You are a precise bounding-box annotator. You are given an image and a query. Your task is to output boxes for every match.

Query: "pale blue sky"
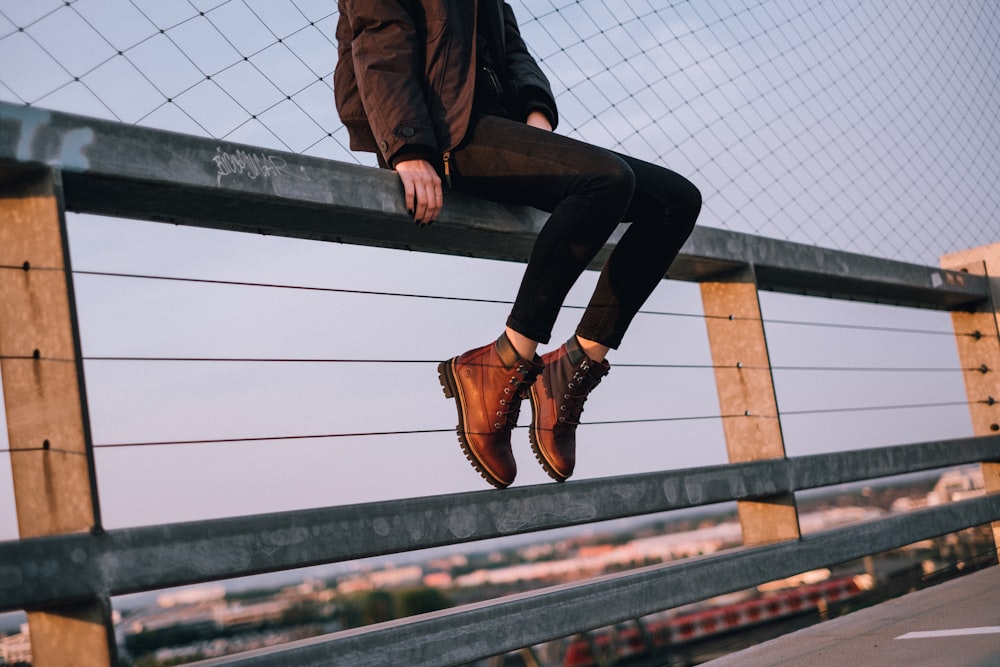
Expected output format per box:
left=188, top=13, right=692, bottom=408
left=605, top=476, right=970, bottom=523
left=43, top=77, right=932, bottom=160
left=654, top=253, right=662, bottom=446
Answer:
left=0, top=0, right=994, bottom=539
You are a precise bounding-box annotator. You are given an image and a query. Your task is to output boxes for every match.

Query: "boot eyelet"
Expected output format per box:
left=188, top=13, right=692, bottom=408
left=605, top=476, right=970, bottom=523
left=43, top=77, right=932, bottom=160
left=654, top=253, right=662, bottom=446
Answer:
left=499, top=399, right=506, bottom=405
left=568, top=382, right=574, bottom=389
left=494, top=422, right=502, bottom=429
left=560, top=405, right=567, bottom=411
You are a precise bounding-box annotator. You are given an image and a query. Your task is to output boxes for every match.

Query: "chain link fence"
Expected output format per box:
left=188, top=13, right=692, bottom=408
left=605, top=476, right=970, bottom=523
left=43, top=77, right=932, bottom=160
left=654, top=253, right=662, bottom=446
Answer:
left=1, top=0, right=997, bottom=264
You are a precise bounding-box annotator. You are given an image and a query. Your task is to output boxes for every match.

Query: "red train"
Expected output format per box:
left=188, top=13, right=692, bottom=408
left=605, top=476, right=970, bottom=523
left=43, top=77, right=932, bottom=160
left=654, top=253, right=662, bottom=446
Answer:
left=561, top=576, right=864, bottom=667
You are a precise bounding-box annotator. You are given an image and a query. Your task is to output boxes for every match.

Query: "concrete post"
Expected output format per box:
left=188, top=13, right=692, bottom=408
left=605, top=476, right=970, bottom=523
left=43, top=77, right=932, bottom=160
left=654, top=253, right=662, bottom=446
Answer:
left=700, top=267, right=801, bottom=546
left=940, top=243, right=1000, bottom=561
left=0, top=169, right=116, bottom=665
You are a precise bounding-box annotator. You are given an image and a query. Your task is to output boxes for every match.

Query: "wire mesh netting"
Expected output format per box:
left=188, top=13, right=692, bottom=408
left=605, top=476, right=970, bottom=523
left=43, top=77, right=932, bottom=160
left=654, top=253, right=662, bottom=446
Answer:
left=1, top=0, right=997, bottom=263
left=0, top=0, right=989, bottom=562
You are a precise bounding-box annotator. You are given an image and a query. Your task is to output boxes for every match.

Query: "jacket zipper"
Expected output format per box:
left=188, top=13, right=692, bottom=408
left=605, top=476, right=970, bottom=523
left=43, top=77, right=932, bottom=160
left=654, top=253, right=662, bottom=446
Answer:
left=442, top=151, right=453, bottom=188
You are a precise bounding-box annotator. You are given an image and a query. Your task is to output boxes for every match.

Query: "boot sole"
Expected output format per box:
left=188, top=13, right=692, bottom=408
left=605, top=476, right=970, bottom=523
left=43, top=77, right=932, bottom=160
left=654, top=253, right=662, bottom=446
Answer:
left=528, top=385, right=570, bottom=483
left=438, top=358, right=512, bottom=489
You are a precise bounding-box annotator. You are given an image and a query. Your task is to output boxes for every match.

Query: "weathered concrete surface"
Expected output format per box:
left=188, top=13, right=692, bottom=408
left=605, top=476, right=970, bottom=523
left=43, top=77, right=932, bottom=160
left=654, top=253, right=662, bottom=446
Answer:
left=706, top=565, right=1000, bottom=667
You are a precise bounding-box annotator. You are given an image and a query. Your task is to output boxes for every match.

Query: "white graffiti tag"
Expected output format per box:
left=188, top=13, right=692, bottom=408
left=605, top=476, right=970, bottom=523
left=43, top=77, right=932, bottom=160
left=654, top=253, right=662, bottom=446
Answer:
left=213, top=148, right=291, bottom=186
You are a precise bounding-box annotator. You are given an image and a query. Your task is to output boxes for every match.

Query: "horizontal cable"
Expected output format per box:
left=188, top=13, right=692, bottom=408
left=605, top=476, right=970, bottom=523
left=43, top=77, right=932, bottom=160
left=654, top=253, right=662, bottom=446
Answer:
left=630, top=362, right=973, bottom=373
left=87, top=398, right=985, bottom=450
left=89, top=413, right=753, bottom=450
left=780, top=400, right=974, bottom=417
left=751, top=316, right=972, bottom=338
left=7, top=395, right=983, bottom=452
left=83, top=356, right=439, bottom=364
left=79, top=356, right=979, bottom=375
left=81, top=356, right=724, bottom=370
left=593, top=398, right=982, bottom=423
left=0, top=446, right=84, bottom=455
left=91, top=428, right=455, bottom=449
left=585, top=413, right=759, bottom=427
left=72, top=270, right=516, bottom=306
left=681, top=311, right=962, bottom=337
left=0, top=262, right=62, bottom=272
left=0, top=354, right=75, bottom=363
left=72, top=269, right=982, bottom=339
left=768, top=364, right=973, bottom=373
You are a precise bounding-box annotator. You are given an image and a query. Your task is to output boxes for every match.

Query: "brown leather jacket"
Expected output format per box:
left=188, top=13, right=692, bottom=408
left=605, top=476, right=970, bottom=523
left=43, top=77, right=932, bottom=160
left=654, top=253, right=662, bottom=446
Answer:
left=334, top=0, right=558, bottom=167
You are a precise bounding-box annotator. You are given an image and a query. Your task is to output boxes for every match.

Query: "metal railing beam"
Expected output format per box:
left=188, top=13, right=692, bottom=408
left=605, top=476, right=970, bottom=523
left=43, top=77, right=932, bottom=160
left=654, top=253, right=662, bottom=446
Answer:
left=194, top=494, right=1000, bottom=667
left=0, top=102, right=986, bottom=310
left=2, top=435, right=997, bottom=613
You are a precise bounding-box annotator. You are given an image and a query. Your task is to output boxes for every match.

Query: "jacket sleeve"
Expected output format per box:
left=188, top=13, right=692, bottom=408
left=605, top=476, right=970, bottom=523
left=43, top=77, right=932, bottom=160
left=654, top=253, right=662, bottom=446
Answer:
left=340, top=0, right=440, bottom=165
left=501, top=3, right=559, bottom=129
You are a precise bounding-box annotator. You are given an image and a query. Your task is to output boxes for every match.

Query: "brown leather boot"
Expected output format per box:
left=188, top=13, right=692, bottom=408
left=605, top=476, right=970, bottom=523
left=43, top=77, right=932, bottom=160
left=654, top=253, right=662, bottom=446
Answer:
left=529, top=337, right=610, bottom=482
left=438, top=335, right=542, bottom=488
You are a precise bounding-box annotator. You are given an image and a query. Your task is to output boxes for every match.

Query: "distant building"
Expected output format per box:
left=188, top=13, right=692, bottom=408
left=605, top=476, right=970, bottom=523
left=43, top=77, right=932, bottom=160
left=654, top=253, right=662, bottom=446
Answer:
left=158, top=585, right=226, bottom=608
left=213, top=600, right=290, bottom=630
left=928, top=467, right=985, bottom=505
left=423, top=572, right=453, bottom=588
left=337, top=565, right=424, bottom=594
left=0, top=624, right=32, bottom=665
left=798, top=507, right=884, bottom=533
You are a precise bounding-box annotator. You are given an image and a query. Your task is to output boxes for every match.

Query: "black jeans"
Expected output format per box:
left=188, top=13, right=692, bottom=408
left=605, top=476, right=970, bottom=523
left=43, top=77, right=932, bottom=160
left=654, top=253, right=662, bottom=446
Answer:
left=449, top=114, right=701, bottom=349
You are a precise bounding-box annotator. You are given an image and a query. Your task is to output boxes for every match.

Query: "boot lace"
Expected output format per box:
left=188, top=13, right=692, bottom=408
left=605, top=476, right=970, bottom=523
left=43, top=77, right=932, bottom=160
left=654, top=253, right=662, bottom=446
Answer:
left=495, top=363, right=538, bottom=430
left=557, top=360, right=606, bottom=426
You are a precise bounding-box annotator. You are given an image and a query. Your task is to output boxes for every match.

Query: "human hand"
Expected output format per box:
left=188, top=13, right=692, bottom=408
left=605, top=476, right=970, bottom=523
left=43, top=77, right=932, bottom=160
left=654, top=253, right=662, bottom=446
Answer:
left=526, top=110, right=553, bottom=132
left=395, top=158, right=442, bottom=225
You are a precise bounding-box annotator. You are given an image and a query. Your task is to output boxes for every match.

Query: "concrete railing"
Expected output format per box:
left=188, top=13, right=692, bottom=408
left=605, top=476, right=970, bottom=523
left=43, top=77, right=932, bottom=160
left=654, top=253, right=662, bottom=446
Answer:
left=2, top=101, right=999, bottom=666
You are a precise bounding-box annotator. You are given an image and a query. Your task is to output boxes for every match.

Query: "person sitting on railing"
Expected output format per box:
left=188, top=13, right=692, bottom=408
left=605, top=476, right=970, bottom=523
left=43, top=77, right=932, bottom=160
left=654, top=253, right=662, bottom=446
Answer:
left=334, top=0, right=702, bottom=488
